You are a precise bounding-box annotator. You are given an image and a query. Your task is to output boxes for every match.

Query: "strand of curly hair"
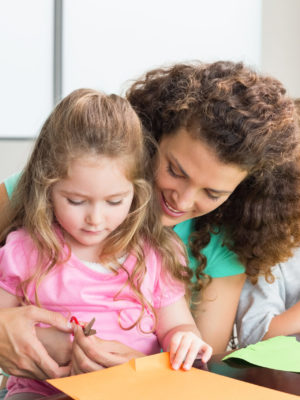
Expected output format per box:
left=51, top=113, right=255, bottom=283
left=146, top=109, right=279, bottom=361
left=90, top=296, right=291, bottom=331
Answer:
left=127, top=61, right=300, bottom=289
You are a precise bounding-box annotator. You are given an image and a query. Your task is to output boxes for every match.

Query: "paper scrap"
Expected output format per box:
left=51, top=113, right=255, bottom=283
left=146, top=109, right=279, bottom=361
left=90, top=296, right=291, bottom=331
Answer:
left=223, top=336, right=300, bottom=372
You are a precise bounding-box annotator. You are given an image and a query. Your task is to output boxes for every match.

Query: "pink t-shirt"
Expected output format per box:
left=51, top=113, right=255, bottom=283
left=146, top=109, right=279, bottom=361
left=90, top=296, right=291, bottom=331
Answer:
left=0, top=228, right=185, bottom=397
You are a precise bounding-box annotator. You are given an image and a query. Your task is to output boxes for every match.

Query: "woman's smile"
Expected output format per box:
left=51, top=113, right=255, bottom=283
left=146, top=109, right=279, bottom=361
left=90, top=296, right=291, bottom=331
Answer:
left=155, top=128, right=247, bottom=227
left=159, top=192, right=186, bottom=217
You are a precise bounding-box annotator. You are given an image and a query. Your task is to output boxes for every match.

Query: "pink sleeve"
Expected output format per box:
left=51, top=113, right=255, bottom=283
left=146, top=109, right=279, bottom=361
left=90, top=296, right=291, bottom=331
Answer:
left=151, top=249, right=186, bottom=309
left=0, top=229, right=37, bottom=296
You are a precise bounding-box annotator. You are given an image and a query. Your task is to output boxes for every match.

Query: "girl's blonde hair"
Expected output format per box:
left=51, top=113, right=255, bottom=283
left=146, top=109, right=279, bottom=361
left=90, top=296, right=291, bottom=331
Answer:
left=0, top=89, right=191, bottom=330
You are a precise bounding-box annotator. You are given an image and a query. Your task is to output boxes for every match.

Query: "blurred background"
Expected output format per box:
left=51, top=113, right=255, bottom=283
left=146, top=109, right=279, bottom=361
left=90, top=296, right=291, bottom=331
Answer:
left=0, top=0, right=299, bottom=182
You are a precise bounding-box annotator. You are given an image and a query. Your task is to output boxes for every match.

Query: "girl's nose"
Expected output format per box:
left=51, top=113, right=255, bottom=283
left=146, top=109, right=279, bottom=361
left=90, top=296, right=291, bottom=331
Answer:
left=86, top=205, right=103, bottom=226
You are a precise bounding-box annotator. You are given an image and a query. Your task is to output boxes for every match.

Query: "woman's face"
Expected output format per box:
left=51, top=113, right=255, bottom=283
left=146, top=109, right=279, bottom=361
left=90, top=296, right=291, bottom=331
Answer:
left=155, top=128, right=247, bottom=227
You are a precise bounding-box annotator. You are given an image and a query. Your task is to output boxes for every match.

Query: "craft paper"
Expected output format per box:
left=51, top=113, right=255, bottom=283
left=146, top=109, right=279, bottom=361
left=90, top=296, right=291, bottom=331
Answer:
left=48, top=352, right=299, bottom=400
left=223, top=336, right=300, bottom=372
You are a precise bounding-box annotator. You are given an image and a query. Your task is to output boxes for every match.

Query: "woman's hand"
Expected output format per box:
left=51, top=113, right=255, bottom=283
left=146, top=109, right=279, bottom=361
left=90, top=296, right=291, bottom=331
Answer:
left=169, top=331, right=212, bottom=370
left=0, top=306, right=72, bottom=379
left=71, top=325, right=145, bottom=375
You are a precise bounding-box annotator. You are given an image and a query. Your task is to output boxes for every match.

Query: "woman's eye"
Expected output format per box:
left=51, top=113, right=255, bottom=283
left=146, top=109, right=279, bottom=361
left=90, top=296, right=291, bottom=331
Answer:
left=167, top=163, right=182, bottom=178
left=205, top=191, right=220, bottom=201
left=67, top=198, right=84, bottom=205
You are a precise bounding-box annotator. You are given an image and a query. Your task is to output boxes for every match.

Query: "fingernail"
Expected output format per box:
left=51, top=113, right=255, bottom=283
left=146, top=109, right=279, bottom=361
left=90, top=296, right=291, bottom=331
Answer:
left=67, top=322, right=72, bottom=329
left=183, top=363, right=191, bottom=370
left=172, top=363, right=179, bottom=370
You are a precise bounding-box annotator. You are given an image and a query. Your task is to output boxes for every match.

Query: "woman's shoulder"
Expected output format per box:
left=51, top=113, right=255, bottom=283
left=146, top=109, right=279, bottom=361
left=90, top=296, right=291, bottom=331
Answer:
left=203, top=231, right=245, bottom=277
left=173, top=219, right=194, bottom=244
left=174, top=219, right=245, bottom=277
left=4, top=172, right=21, bottom=199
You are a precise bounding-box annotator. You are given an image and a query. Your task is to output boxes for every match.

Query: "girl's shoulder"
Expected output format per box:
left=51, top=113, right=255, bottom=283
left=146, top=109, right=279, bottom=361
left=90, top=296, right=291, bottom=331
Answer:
left=3, top=229, right=37, bottom=263
left=0, top=228, right=39, bottom=279
left=5, top=227, right=32, bottom=246
left=137, top=242, right=185, bottom=308
left=127, top=241, right=163, bottom=270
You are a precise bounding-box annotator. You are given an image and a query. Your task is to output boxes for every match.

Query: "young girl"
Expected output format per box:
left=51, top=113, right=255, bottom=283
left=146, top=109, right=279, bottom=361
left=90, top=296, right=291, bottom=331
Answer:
left=0, top=89, right=212, bottom=399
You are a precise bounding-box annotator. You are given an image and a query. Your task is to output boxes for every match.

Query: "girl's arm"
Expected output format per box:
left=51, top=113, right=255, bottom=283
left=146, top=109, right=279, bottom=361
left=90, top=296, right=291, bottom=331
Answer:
left=0, top=288, right=72, bottom=379
left=156, top=296, right=212, bottom=370
left=35, top=326, right=72, bottom=368
left=194, top=274, right=246, bottom=353
left=263, top=301, right=300, bottom=339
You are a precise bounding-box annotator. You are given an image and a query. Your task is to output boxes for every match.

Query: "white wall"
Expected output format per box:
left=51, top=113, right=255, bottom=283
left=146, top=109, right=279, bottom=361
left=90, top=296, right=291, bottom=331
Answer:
left=0, top=140, right=34, bottom=183
left=2, top=0, right=299, bottom=183
left=0, top=0, right=53, bottom=138
left=261, top=0, right=300, bottom=98
left=63, top=0, right=261, bottom=96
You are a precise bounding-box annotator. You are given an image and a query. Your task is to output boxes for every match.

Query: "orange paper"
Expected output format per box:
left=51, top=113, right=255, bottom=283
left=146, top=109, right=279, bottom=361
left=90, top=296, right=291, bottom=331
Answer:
left=48, top=352, right=299, bottom=400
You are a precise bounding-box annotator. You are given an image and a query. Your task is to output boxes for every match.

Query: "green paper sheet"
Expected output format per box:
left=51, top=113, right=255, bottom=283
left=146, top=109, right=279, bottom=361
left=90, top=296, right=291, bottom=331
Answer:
left=223, top=336, right=300, bottom=372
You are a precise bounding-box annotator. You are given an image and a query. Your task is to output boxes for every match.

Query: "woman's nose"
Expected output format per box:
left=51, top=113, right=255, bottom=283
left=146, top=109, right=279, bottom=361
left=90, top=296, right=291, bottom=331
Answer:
left=173, top=187, right=196, bottom=211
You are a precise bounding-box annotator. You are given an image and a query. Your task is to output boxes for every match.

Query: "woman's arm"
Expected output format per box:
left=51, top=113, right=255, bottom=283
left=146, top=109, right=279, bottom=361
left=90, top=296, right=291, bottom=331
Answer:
left=0, top=288, right=72, bottom=379
left=156, top=297, right=212, bottom=370
left=194, top=274, right=246, bottom=353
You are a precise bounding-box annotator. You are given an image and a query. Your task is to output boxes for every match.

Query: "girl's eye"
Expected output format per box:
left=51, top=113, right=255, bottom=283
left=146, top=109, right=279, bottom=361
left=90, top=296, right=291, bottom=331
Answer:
left=67, top=198, right=84, bottom=205
left=107, top=200, right=122, bottom=206
left=167, top=163, right=183, bottom=178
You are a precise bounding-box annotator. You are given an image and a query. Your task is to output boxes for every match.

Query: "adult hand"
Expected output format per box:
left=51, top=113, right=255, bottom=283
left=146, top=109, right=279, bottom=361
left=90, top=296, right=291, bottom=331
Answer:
left=71, top=325, right=145, bottom=375
left=0, top=306, right=73, bottom=379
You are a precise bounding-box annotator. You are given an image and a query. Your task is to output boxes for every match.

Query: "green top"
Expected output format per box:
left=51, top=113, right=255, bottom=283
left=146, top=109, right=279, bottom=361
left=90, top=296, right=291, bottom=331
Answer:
left=173, top=219, right=244, bottom=278
left=4, top=172, right=20, bottom=198
left=5, top=173, right=245, bottom=278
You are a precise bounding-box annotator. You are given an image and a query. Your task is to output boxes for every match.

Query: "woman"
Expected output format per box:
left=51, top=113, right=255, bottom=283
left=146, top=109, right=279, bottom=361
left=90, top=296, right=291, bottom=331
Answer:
left=0, top=60, right=299, bottom=377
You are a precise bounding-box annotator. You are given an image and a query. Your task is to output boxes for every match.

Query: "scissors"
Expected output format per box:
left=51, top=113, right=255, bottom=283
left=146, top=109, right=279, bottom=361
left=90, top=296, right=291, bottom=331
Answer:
left=70, top=316, right=97, bottom=336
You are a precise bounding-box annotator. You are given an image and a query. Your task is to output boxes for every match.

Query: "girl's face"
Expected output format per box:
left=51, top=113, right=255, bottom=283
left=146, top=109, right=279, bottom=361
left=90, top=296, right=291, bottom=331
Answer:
left=51, top=155, right=134, bottom=260
left=155, top=128, right=247, bottom=227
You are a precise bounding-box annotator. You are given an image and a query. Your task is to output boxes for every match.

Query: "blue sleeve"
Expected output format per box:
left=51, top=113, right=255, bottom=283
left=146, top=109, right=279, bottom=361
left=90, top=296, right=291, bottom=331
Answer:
left=174, top=219, right=245, bottom=279
left=202, top=231, right=245, bottom=278
left=4, top=172, right=21, bottom=199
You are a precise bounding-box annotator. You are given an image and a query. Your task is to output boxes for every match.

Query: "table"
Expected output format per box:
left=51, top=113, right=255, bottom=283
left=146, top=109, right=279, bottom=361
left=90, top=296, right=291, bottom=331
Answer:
left=42, top=352, right=300, bottom=399
left=207, top=352, right=300, bottom=396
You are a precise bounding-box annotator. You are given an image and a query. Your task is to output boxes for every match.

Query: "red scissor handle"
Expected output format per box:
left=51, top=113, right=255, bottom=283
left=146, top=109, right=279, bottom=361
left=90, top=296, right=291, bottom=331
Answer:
left=70, top=315, right=85, bottom=335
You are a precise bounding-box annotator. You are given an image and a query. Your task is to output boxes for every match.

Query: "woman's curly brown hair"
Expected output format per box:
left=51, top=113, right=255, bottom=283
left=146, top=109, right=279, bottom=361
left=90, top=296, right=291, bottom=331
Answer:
left=127, top=61, right=300, bottom=285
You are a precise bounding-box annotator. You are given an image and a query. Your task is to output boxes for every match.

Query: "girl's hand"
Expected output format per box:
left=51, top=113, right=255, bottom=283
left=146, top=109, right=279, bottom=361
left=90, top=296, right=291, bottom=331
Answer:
left=169, top=331, right=212, bottom=371
left=36, top=326, right=72, bottom=368
left=71, top=325, right=145, bottom=375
